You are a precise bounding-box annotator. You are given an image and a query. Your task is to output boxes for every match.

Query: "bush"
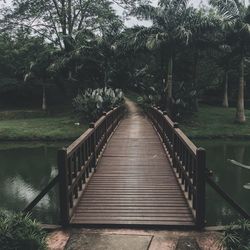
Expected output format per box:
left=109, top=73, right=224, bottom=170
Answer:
left=220, top=219, right=250, bottom=250
left=137, top=94, right=160, bottom=110
left=72, top=87, right=124, bottom=121
left=0, top=210, right=47, bottom=250
left=171, top=81, right=197, bottom=121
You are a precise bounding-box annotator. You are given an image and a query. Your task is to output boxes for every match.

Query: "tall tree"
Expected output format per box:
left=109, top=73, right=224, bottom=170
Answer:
left=188, top=8, right=216, bottom=110
left=132, top=0, right=212, bottom=107
left=0, top=0, right=123, bottom=51
left=210, top=0, right=250, bottom=123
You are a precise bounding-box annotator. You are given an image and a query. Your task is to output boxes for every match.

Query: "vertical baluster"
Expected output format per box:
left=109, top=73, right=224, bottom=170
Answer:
left=196, top=147, right=206, bottom=228
left=68, top=157, right=72, bottom=185
left=69, top=192, right=73, bottom=208
left=73, top=152, right=77, bottom=178
left=58, top=148, right=70, bottom=225
left=172, top=123, right=178, bottom=168
left=192, top=157, right=197, bottom=209
left=78, top=147, right=81, bottom=171
left=86, top=139, right=89, bottom=178
left=89, top=122, right=97, bottom=171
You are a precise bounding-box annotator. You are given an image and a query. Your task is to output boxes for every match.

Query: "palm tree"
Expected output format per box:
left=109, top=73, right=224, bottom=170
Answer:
left=188, top=8, right=217, bottom=110
left=217, top=44, right=233, bottom=108
left=132, top=0, right=212, bottom=106
left=210, top=0, right=250, bottom=123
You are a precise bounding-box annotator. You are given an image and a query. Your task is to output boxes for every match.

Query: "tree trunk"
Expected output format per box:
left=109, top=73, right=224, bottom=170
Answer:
left=235, top=56, right=246, bottom=123
left=222, top=70, right=229, bottom=108
left=104, top=70, right=107, bottom=88
left=42, top=83, right=47, bottom=111
left=193, top=51, right=199, bottom=111
left=166, top=55, right=173, bottom=99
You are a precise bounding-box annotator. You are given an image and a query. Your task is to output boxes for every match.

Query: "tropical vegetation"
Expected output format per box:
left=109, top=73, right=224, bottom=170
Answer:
left=73, top=87, right=124, bottom=121
left=220, top=219, right=250, bottom=250
left=0, top=210, right=47, bottom=250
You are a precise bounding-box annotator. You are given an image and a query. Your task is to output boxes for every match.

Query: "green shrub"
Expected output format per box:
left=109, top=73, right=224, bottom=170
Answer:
left=220, top=219, right=250, bottom=250
left=137, top=94, right=160, bottom=110
left=72, top=88, right=124, bottom=121
left=172, top=81, right=197, bottom=121
left=133, top=85, right=161, bottom=110
left=0, top=210, right=47, bottom=250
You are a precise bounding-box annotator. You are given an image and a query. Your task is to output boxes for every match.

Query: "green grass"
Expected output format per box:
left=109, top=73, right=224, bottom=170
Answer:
left=181, top=104, right=250, bottom=138
left=0, top=113, right=88, bottom=141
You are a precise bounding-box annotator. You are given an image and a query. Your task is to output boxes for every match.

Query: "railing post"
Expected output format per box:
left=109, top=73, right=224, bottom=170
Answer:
left=89, top=122, right=97, bottom=172
left=196, top=147, right=206, bottom=229
left=103, top=112, right=107, bottom=143
left=172, top=122, right=178, bottom=169
left=111, top=107, right=115, bottom=131
left=58, top=147, right=70, bottom=226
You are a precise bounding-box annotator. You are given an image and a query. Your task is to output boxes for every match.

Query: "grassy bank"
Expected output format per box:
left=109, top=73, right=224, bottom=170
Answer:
left=0, top=111, right=87, bottom=141
left=181, top=105, right=250, bottom=139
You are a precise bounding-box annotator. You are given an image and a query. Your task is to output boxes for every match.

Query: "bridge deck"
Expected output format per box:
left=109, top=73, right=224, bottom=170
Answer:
left=71, top=101, right=194, bottom=226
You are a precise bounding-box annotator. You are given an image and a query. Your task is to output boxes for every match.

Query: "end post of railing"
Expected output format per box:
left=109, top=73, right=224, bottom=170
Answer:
left=196, top=147, right=206, bottom=229
left=58, top=147, right=70, bottom=226
left=89, top=122, right=97, bottom=172
left=172, top=122, right=179, bottom=169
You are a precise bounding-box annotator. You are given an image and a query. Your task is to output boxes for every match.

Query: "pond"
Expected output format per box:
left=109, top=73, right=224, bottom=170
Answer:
left=195, top=139, right=250, bottom=226
left=0, top=142, right=66, bottom=224
left=0, top=140, right=249, bottom=226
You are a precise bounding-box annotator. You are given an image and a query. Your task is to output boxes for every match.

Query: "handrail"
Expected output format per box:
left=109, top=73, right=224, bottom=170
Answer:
left=58, top=106, right=125, bottom=225
left=147, top=106, right=206, bottom=228
left=23, top=175, right=59, bottom=214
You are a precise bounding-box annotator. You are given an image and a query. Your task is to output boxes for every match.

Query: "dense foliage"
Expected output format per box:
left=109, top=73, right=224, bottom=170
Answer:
left=0, top=210, right=47, bottom=250
left=1, top=0, right=250, bottom=122
left=73, top=88, right=124, bottom=121
left=220, top=219, right=250, bottom=250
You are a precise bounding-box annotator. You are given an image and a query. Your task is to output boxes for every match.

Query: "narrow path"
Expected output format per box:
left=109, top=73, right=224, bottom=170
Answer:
left=71, top=99, right=194, bottom=226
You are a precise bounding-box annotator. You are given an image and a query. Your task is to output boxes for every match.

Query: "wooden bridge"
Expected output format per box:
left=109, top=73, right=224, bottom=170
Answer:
left=57, top=100, right=206, bottom=229
left=23, top=99, right=250, bottom=228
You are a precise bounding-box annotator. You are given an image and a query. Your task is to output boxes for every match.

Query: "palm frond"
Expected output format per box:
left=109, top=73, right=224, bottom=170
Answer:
left=210, top=0, right=240, bottom=22
left=132, top=5, right=157, bottom=21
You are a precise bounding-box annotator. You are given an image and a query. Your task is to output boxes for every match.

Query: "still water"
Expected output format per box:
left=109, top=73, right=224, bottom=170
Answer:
left=195, top=140, right=250, bottom=226
left=0, top=140, right=249, bottom=225
left=0, top=142, right=65, bottom=224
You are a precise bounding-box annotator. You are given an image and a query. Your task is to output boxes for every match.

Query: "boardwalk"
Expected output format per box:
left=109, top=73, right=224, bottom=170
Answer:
left=71, top=100, right=194, bottom=226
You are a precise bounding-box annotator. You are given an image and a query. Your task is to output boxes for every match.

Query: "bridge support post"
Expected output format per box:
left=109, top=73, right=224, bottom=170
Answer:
left=58, top=148, right=70, bottom=226
left=196, top=147, right=206, bottom=229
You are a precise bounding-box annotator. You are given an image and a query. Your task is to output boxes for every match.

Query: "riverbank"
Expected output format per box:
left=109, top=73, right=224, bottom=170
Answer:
left=0, top=111, right=87, bottom=141
left=2, top=95, right=250, bottom=141
left=126, top=91, right=250, bottom=139
left=181, top=105, right=250, bottom=139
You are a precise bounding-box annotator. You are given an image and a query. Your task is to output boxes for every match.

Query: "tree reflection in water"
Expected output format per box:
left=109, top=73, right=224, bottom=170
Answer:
left=0, top=142, right=64, bottom=224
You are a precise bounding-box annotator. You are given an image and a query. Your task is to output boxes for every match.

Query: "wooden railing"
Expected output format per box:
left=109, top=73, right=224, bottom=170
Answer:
left=147, top=106, right=206, bottom=228
left=58, top=106, right=125, bottom=225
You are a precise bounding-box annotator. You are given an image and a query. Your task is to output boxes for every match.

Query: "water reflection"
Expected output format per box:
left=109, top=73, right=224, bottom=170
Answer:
left=0, top=142, right=65, bottom=224
left=195, top=140, right=250, bottom=226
